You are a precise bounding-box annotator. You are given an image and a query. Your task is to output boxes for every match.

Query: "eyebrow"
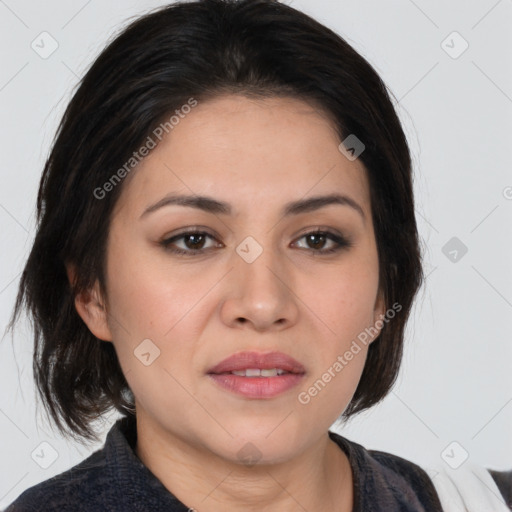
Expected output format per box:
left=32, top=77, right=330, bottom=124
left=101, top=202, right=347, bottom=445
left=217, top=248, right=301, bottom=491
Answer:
left=140, top=192, right=365, bottom=222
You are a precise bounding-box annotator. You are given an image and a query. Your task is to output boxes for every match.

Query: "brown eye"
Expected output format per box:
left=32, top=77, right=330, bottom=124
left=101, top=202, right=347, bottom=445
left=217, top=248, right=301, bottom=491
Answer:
left=160, top=230, right=221, bottom=255
left=293, top=230, right=352, bottom=254
left=305, top=233, right=328, bottom=250
left=181, top=233, right=207, bottom=250
left=160, top=228, right=352, bottom=257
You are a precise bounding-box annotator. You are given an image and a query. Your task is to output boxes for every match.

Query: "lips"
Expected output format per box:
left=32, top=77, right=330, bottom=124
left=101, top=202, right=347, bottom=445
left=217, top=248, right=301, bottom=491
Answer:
left=207, top=351, right=306, bottom=375
left=207, top=351, right=306, bottom=399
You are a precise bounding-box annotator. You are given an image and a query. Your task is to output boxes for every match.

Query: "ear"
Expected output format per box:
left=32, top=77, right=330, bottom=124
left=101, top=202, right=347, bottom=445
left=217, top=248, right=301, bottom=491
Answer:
left=66, top=263, right=113, bottom=342
left=373, top=287, right=386, bottom=319
left=369, top=288, right=386, bottom=344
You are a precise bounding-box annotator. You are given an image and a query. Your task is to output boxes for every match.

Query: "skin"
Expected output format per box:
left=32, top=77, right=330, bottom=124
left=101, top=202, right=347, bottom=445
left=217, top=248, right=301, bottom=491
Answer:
left=71, top=95, right=385, bottom=512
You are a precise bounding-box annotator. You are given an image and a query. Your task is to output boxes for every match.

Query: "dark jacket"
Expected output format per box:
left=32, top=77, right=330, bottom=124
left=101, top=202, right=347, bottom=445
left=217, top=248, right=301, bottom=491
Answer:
left=4, top=415, right=511, bottom=511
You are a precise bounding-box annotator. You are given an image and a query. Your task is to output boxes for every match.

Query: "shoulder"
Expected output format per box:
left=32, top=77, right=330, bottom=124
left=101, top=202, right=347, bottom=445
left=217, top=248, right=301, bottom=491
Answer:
left=5, top=415, right=189, bottom=512
left=329, top=431, right=443, bottom=511
left=4, top=447, right=108, bottom=512
left=367, top=447, right=444, bottom=510
left=368, top=446, right=438, bottom=490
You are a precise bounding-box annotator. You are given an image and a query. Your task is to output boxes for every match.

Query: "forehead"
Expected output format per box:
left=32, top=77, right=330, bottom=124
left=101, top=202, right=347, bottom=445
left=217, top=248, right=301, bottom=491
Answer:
left=115, top=95, right=371, bottom=219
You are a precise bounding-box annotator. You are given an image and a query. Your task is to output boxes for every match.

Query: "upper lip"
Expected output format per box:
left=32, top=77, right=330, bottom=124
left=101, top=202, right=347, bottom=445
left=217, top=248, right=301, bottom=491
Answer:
left=207, top=351, right=306, bottom=374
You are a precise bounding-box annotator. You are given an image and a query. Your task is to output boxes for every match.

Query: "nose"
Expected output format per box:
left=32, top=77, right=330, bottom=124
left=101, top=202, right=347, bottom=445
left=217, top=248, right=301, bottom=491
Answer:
left=219, top=244, right=300, bottom=332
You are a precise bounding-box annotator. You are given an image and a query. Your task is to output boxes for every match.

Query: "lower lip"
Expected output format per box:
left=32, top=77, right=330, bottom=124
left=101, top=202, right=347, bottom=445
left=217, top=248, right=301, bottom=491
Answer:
left=208, top=373, right=305, bottom=399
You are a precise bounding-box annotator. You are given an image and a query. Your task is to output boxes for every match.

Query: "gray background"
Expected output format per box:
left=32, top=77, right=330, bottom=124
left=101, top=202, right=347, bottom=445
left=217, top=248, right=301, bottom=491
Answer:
left=0, top=0, right=511, bottom=507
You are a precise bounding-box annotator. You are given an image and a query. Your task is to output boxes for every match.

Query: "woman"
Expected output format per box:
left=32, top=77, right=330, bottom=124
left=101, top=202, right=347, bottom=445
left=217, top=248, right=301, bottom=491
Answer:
left=4, top=0, right=511, bottom=510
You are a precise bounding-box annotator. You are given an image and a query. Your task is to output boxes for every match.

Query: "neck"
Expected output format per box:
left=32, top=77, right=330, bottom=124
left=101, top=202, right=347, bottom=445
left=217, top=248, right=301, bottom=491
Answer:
left=134, top=416, right=353, bottom=512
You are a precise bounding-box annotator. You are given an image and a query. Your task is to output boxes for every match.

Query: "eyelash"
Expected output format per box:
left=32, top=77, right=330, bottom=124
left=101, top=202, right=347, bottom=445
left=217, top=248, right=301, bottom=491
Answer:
left=159, top=228, right=353, bottom=256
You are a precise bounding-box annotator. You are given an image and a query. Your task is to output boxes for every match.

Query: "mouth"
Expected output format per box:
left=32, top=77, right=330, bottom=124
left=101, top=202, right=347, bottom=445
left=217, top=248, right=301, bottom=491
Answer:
left=217, top=368, right=295, bottom=377
left=207, top=350, right=306, bottom=376
left=207, top=351, right=306, bottom=399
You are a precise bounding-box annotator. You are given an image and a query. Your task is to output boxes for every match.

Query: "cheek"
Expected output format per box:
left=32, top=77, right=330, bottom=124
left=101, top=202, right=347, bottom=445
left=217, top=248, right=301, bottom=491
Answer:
left=104, top=242, right=207, bottom=339
left=302, top=264, right=379, bottom=342
left=103, top=244, right=215, bottom=392
left=296, top=339, right=369, bottom=428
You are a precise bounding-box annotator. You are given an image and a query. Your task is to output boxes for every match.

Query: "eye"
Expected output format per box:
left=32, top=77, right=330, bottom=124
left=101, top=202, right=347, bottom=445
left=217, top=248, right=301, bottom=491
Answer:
left=159, top=227, right=352, bottom=256
left=160, top=229, right=221, bottom=255
left=292, top=229, right=352, bottom=254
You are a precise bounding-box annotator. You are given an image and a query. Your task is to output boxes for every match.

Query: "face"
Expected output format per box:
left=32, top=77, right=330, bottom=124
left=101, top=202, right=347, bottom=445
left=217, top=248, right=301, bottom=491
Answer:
left=79, top=95, right=385, bottom=465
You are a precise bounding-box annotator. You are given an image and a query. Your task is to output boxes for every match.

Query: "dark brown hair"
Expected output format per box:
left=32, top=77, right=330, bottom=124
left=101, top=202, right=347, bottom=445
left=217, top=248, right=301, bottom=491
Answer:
left=7, top=0, right=423, bottom=443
